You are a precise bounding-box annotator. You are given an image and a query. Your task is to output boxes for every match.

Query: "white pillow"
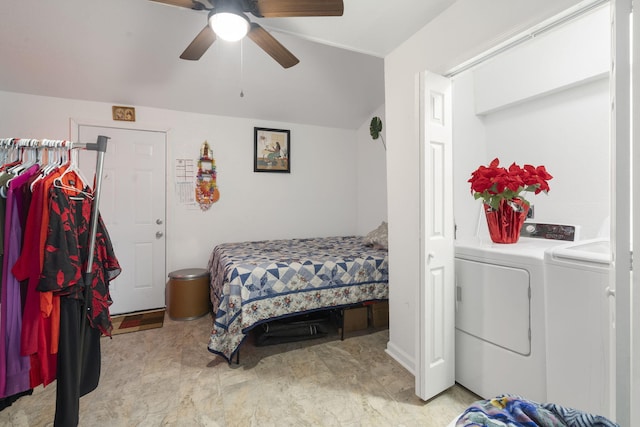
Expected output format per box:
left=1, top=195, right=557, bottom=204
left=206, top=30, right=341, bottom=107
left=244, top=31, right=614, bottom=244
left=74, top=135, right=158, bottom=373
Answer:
left=364, top=221, right=388, bottom=249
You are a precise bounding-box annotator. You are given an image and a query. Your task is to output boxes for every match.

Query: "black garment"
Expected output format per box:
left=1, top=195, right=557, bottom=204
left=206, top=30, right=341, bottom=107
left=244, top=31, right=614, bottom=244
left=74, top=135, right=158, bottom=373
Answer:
left=0, top=389, right=33, bottom=412
left=54, top=297, right=101, bottom=427
left=38, top=185, right=120, bottom=426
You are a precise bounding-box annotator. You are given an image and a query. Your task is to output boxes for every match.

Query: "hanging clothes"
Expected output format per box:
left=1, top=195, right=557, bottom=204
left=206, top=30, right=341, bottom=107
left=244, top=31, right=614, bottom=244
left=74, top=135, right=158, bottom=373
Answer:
left=0, top=137, right=117, bottom=425
left=0, top=164, right=39, bottom=398
left=38, top=183, right=121, bottom=333
left=0, top=142, right=28, bottom=410
left=52, top=297, right=101, bottom=427
left=0, top=171, right=14, bottom=276
left=38, top=176, right=120, bottom=427
left=0, top=142, right=56, bottom=399
left=13, top=167, right=63, bottom=389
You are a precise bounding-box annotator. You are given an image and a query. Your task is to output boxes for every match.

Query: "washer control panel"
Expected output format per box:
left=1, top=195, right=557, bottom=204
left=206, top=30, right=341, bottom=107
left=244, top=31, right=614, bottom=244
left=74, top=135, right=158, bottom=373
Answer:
left=521, top=223, right=578, bottom=241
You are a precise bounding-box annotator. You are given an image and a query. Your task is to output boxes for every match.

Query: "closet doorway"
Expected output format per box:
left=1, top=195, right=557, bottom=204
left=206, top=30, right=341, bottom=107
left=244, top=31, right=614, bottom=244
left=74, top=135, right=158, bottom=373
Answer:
left=73, top=123, right=167, bottom=315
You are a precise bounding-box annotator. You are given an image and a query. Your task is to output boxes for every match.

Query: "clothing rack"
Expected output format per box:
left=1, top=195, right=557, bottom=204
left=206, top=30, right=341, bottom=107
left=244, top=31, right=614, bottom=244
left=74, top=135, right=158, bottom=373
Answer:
left=0, top=137, right=109, bottom=259
left=1, top=136, right=110, bottom=293
left=74, top=136, right=109, bottom=396
left=0, top=135, right=110, bottom=426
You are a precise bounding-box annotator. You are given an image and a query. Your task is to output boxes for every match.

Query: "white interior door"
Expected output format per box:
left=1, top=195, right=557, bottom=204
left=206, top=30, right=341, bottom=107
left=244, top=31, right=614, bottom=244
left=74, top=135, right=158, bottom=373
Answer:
left=74, top=124, right=167, bottom=315
left=416, top=71, right=455, bottom=400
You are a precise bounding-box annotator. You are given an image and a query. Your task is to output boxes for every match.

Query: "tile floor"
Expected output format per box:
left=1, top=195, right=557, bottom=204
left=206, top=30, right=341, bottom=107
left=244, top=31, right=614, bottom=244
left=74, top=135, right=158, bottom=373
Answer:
left=0, top=313, right=479, bottom=426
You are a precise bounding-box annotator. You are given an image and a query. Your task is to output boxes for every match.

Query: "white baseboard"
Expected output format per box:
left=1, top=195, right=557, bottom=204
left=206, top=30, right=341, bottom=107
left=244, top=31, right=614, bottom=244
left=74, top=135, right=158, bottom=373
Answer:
left=385, top=340, right=416, bottom=375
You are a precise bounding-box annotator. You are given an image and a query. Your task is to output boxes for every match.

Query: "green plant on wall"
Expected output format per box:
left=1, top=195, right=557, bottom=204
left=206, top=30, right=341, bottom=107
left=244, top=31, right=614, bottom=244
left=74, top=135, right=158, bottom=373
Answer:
left=369, top=116, right=386, bottom=150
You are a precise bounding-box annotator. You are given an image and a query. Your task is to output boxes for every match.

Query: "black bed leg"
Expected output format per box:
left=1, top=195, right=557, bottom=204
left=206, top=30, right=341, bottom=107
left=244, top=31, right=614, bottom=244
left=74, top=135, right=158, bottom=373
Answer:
left=235, top=350, right=240, bottom=365
left=340, top=309, right=345, bottom=341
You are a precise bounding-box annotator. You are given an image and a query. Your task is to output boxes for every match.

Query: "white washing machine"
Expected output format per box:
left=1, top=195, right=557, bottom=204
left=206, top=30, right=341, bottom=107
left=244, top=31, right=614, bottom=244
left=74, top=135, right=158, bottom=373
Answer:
left=454, top=223, right=578, bottom=402
left=544, top=238, right=613, bottom=418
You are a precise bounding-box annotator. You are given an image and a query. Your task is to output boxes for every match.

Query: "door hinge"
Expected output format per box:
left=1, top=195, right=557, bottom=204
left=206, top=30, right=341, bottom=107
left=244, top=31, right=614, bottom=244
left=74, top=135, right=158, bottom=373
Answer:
left=528, top=287, right=531, bottom=300
left=631, top=250, right=633, bottom=271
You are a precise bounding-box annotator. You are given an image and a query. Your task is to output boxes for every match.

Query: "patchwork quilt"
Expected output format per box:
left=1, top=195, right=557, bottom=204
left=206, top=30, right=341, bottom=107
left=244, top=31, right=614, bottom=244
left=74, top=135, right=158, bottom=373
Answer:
left=206, top=236, right=389, bottom=361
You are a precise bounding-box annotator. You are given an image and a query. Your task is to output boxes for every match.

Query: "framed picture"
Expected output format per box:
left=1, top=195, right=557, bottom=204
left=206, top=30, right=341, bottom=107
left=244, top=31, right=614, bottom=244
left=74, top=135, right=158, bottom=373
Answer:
left=112, top=105, right=136, bottom=122
left=254, top=127, right=290, bottom=173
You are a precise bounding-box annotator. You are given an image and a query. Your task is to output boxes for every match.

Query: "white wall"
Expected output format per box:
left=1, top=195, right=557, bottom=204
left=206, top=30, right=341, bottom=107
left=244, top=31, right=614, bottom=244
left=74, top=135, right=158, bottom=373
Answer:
left=453, top=4, right=610, bottom=241
left=384, top=0, right=584, bottom=372
left=0, top=90, right=386, bottom=275
left=356, top=105, right=388, bottom=236
left=483, top=78, right=609, bottom=238
left=452, top=72, right=487, bottom=240
left=473, top=6, right=610, bottom=116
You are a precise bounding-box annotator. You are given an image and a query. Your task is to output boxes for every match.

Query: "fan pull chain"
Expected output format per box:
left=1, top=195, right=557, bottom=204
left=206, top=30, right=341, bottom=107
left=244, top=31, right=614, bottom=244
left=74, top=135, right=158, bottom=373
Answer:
left=239, top=39, right=245, bottom=98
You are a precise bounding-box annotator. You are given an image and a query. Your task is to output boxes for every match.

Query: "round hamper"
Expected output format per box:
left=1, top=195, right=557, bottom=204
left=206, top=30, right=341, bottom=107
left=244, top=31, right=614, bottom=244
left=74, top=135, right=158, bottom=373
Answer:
left=166, top=268, right=210, bottom=320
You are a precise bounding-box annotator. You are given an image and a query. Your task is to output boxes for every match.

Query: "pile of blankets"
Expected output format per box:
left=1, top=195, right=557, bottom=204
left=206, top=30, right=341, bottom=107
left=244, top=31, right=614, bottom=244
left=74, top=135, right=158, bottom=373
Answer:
left=456, top=395, right=619, bottom=427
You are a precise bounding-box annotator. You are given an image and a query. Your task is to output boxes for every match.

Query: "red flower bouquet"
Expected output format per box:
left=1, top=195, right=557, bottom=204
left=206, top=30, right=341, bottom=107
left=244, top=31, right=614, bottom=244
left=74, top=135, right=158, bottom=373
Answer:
left=469, top=158, right=553, bottom=243
left=468, top=158, right=553, bottom=210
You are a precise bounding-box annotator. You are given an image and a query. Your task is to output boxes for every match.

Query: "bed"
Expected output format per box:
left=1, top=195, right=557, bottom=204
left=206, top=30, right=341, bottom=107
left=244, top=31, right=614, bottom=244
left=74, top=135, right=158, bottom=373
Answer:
left=206, top=233, right=389, bottom=362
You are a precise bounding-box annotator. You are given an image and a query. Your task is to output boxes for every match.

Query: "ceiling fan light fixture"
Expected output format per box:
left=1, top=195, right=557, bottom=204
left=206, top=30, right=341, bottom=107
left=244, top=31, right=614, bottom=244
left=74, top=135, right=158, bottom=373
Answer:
left=209, top=11, right=250, bottom=42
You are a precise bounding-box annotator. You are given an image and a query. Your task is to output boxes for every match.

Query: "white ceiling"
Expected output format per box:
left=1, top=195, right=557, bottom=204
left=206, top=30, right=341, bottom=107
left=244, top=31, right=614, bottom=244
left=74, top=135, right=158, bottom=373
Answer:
left=253, top=0, right=457, bottom=57
left=0, top=0, right=457, bottom=129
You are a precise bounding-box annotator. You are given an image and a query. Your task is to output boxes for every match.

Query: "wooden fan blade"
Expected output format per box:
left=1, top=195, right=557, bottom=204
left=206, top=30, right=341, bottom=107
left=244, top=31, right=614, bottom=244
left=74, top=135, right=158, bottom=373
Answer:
left=149, top=0, right=200, bottom=10
left=254, top=0, right=343, bottom=17
left=180, top=25, right=216, bottom=60
left=247, top=23, right=299, bottom=68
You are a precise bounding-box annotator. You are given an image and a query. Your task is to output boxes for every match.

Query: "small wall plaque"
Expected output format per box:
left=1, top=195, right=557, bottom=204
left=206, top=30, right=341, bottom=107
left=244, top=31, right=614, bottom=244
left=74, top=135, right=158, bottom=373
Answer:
left=112, top=106, right=136, bottom=122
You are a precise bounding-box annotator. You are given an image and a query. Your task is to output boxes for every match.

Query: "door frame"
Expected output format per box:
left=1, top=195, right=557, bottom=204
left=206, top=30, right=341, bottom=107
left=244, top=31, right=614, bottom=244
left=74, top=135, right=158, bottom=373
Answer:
left=632, top=3, right=640, bottom=425
left=612, top=0, right=634, bottom=425
left=69, top=117, right=170, bottom=294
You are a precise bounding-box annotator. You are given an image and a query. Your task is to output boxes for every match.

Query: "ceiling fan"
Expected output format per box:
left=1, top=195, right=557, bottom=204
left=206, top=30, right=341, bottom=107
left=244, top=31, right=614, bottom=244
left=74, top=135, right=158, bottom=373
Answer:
left=151, top=0, right=344, bottom=68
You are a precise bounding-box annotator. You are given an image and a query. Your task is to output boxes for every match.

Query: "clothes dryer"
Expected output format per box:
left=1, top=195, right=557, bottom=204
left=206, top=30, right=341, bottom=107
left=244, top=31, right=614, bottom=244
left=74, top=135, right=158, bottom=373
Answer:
left=454, top=224, right=577, bottom=402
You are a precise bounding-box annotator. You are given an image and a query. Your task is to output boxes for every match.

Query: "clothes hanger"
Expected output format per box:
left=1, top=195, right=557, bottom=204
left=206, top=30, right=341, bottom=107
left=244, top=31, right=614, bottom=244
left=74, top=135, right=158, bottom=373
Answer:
left=0, top=138, right=11, bottom=166
left=31, top=140, right=62, bottom=191
left=53, top=143, right=93, bottom=199
left=0, top=139, right=21, bottom=172
left=8, top=140, right=38, bottom=175
left=0, top=140, right=33, bottom=197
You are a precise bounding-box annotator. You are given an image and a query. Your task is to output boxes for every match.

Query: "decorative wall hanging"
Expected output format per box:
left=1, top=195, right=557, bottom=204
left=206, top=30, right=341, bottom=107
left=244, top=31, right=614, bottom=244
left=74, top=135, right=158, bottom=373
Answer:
left=112, top=105, right=136, bottom=122
left=369, top=116, right=386, bottom=150
left=195, top=141, right=220, bottom=211
left=254, top=127, right=290, bottom=173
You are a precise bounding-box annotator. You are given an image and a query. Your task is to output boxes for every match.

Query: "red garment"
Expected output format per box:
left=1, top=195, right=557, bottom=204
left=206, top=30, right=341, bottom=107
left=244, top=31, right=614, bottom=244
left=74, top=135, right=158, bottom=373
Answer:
left=12, top=174, right=57, bottom=387
left=13, top=167, right=70, bottom=388
left=39, top=173, right=62, bottom=354
left=38, top=183, right=121, bottom=336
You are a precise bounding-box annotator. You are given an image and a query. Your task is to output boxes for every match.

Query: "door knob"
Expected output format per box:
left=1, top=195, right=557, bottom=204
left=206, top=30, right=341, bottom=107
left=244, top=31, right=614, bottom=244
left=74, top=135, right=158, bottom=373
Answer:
left=156, top=231, right=164, bottom=239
